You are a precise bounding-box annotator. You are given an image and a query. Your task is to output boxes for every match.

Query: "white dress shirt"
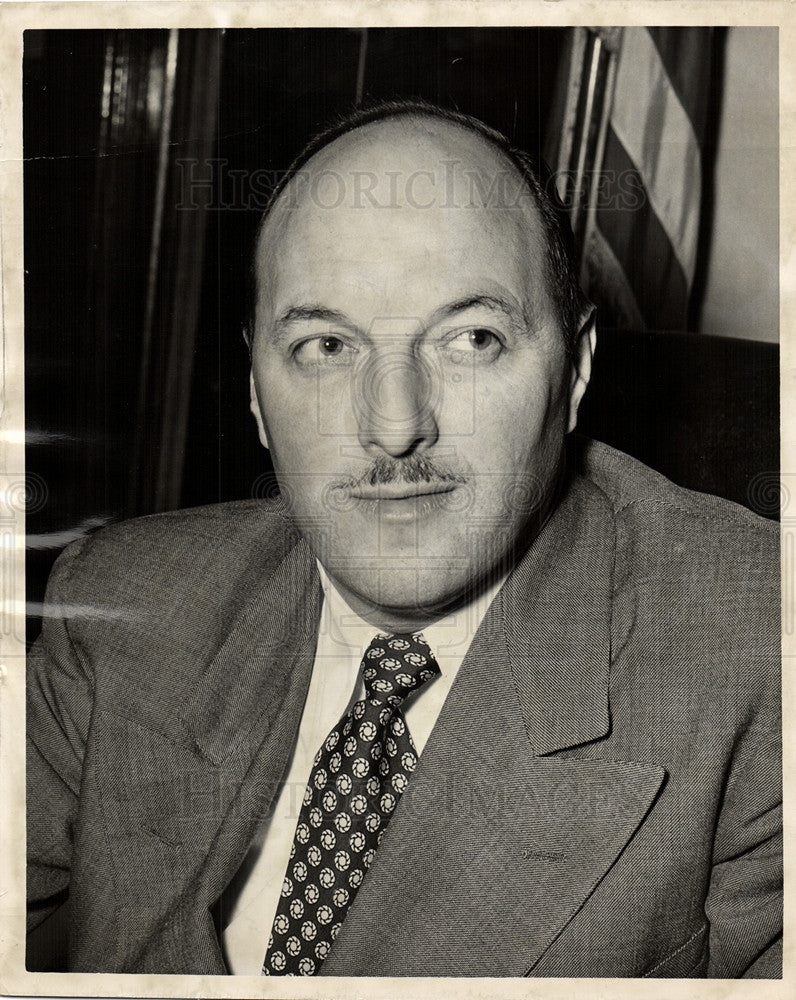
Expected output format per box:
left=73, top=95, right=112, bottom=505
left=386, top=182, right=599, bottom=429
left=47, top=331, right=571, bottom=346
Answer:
left=220, top=565, right=506, bottom=974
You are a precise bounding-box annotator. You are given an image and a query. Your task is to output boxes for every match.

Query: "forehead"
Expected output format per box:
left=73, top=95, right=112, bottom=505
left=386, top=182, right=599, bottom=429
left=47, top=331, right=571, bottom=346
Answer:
left=255, top=118, right=550, bottom=323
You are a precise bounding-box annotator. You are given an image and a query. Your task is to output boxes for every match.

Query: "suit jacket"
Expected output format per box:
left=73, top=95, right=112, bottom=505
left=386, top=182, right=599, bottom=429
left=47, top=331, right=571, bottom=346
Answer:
left=26, top=440, right=782, bottom=977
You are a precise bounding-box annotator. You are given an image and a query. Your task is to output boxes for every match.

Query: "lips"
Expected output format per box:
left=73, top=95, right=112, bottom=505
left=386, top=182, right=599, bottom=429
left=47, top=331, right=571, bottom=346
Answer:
left=350, top=484, right=458, bottom=501
left=347, top=485, right=462, bottom=523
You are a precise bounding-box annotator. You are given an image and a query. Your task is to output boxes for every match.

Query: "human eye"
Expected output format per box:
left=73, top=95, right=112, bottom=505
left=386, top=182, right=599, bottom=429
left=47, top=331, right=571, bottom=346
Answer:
left=440, top=327, right=504, bottom=364
left=292, top=334, right=358, bottom=368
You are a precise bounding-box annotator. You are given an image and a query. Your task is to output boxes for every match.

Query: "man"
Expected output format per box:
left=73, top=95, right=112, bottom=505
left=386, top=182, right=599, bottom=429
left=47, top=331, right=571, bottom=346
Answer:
left=27, top=101, right=781, bottom=978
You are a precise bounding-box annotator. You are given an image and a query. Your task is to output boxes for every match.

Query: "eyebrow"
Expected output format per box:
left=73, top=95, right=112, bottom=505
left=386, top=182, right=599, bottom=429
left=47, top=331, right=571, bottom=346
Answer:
left=275, top=305, right=350, bottom=328
left=272, top=293, right=529, bottom=337
left=432, top=294, right=526, bottom=327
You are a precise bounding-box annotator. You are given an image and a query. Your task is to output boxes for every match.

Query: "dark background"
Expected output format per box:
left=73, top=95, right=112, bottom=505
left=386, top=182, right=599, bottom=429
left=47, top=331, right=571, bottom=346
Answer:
left=24, top=28, right=779, bottom=646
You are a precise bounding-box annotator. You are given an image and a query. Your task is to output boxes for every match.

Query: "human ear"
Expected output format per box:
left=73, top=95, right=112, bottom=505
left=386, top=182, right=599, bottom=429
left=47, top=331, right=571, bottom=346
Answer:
left=249, top=369, right=269, bottom=449
left=567, top=307, right=596, bottom=433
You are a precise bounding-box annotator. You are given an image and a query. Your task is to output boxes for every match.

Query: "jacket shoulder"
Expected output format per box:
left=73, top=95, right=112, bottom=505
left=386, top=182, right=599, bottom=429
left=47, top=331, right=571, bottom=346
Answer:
left=41, top=499, right=302, bottom=619
left=576, top=438, right=777, bottom=548
left=575, top=440, right=779, bottom=699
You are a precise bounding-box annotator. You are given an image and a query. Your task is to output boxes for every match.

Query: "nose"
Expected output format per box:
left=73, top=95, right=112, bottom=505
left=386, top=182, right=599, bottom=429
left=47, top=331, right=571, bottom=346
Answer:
left=355, top=350, right=439, bottom=457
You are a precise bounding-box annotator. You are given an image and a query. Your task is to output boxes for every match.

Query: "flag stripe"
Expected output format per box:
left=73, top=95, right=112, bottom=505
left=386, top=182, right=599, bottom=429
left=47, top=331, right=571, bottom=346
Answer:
left=610, top=27, right=702, bottom=286
left=647, top=27, right=714, bottom=139
left=597, top=126, right=689, bottom=330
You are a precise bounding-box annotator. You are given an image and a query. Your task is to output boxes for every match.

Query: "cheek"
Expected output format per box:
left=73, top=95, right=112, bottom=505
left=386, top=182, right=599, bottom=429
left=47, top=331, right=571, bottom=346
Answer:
left=460, top=373, right=569, bottom=517
left=458, top=365, right=566, bottom=458
left=255, top=367, right=336, bottom=466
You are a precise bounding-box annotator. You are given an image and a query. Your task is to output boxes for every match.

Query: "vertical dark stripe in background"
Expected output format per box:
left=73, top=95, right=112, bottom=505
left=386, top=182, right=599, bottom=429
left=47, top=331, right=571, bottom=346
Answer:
left=685, top=28, right=728, bottom=332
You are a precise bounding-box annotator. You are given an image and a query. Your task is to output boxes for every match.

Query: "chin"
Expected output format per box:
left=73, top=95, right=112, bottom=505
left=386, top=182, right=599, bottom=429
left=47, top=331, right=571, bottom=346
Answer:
left=332, top=563, right=475, bottom=627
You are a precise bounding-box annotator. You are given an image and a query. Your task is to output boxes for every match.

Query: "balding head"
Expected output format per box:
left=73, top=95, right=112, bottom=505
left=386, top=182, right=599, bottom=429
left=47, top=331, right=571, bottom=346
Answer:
left=247, top=101, right=588, bottom=356
left=254, top=114, right=556, bottom=349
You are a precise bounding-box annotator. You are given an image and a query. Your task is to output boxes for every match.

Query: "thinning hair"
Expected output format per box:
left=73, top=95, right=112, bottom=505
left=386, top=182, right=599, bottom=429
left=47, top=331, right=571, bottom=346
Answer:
left=246, top=98, right=588, bottom=355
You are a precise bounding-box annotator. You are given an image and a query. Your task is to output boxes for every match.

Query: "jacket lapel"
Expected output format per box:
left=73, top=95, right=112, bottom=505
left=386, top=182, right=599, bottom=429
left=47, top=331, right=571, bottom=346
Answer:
left=322, top=473, right=665, bottom=976
left=180, top=534, right=321, bottom=767
left=181, top=537, right=324, bottom=938
left=90, top=535, right=323, bottom=973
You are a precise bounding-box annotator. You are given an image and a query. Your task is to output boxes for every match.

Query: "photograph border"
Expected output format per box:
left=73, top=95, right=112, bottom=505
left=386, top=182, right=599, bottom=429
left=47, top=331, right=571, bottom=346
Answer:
left=1, top=2, right=792, bottom=998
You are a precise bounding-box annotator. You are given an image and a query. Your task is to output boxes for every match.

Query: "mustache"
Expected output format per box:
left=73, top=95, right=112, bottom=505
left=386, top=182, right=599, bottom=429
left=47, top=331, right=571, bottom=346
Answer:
left=338, top=455, right=468, bottom=490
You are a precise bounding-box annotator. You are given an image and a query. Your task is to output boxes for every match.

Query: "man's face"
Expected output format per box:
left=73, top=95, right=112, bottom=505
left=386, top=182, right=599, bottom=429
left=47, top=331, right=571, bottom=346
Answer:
left=250, top=119, right=592, bottom=630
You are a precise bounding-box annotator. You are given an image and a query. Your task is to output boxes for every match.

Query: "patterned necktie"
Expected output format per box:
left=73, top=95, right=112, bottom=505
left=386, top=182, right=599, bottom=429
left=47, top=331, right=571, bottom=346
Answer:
left=262, top=632, right=440, bottom=976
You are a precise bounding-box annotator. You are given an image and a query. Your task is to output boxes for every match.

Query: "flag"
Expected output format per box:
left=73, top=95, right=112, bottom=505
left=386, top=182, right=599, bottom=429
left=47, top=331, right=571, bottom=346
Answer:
left=583, top=27, right=718, bottom=331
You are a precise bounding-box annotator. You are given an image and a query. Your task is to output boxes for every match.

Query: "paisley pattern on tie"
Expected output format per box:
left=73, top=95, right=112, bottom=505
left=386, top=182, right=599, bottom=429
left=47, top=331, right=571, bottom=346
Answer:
left=262, top=632, right=440, bottom=976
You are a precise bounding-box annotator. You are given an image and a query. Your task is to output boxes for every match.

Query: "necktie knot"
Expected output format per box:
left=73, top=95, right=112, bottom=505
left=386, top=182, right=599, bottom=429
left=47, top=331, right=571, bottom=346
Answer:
left=361, top=632, right=441, bottom=707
